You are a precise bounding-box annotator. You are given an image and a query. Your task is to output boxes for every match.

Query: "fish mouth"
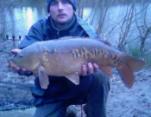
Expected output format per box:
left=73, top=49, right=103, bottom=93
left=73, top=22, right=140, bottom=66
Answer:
left=8, top=60, right=20, bottom=71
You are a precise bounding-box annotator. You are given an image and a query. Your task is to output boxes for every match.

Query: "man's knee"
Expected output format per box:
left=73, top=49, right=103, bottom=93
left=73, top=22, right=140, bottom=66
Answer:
left=88, top=70, right=110, bottom=104
left=84, top=70, right=110, bottom=117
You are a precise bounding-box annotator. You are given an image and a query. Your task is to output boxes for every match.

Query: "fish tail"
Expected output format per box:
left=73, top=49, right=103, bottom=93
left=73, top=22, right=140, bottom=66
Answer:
left=117, top=64, right=134, bottom=88
left=117, top=56, right=145, bottom=88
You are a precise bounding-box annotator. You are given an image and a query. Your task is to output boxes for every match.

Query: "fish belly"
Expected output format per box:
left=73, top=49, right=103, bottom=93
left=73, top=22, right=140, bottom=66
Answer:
left=41, top=52, right=86, bottom=76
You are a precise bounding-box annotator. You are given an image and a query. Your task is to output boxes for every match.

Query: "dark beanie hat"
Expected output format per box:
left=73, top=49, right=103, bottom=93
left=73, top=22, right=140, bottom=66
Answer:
left=47, top=0, right=77, bottom=12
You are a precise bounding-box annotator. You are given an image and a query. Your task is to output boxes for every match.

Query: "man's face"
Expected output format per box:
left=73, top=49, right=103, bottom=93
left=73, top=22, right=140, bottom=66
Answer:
left=49, top=0, right=74, bottom=24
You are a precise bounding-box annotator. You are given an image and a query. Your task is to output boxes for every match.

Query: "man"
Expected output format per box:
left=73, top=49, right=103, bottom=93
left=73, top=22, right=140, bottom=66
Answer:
left=11, top=0, right=110, bottom=117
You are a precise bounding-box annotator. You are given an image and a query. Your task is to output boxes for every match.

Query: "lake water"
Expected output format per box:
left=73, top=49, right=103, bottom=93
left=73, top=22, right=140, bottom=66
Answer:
left=0, top=0, right=46, bottom=39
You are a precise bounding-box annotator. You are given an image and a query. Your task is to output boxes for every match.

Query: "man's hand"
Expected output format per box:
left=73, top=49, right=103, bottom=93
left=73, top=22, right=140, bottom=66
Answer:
left=81, top=63, right=99, bottom=76
left=81, top=62, right=112, bottom=77
left=11, top=48, right=22, bottom=55
left=10, top=48, right=22, bottom=71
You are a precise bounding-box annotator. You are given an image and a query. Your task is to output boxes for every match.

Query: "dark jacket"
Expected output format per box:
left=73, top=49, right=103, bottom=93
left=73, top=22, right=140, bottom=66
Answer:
left=19, top=15, right=98, bottom=106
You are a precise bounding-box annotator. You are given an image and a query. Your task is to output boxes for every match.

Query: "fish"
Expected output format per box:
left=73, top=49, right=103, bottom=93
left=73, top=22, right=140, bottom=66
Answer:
left=10, top=37, right=145, bottom=88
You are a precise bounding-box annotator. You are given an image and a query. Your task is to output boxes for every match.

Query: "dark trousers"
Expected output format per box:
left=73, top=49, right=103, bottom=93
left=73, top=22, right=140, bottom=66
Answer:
left=33, top=70, right=110, bottom=117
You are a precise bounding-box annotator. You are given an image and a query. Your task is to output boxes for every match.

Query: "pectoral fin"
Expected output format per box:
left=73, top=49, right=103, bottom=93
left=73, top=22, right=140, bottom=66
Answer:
left=66, top=73, right=80, bottom=85
left=117, top=64, right=134, bottom=88
left=38, top=66, right=49, bottom=89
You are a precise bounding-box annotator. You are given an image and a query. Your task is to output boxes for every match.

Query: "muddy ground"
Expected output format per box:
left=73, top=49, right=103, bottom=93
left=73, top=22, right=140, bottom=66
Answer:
left=0, top=40, right=151, bottom=117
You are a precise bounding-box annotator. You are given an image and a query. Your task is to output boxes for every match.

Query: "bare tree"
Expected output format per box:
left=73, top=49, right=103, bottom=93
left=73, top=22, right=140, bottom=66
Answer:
left=118, top=3, right=135, bottom=51
left=96, top=0, right=117, bottom=34
left=135, top=2, right=151, bottom=54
